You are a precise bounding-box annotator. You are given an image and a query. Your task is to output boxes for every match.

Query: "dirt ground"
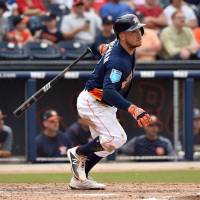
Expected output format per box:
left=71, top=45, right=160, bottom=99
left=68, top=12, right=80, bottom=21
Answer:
left=0, top=183, right=200, bottom=200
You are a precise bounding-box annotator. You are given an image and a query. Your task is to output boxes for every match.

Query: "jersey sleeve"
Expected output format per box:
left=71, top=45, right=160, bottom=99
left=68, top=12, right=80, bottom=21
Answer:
left=102, top=58, right=132, bottom=111
left=103, top=58, right=124, bottom=90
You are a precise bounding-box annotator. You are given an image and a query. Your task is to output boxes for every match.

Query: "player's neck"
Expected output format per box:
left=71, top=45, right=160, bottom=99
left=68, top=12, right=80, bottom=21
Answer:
left=119, top=41, right=135, bottom=55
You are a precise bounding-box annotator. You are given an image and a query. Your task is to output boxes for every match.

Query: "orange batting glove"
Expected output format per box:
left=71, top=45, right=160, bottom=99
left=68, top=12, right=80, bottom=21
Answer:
left=128, top=104, right=151, bottom=127
left=98, top=43, right=109, bottom=55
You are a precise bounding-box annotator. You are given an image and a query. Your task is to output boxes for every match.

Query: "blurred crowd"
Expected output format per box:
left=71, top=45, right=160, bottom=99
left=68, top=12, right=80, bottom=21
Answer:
left=0, top=0, right=200, bottom=60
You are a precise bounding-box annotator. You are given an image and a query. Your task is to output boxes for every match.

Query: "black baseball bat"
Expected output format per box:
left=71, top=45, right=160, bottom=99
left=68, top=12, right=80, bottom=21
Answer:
left=13, top=47, right=92, bottom=118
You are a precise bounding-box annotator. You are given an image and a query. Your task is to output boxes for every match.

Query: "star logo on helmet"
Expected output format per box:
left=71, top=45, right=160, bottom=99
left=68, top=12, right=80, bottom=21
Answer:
left=133, top=17, right=139, bottom=24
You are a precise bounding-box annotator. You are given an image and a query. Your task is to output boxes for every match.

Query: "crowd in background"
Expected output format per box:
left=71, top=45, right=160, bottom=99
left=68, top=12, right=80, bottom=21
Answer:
left=0, top=0, right=200, bottom=60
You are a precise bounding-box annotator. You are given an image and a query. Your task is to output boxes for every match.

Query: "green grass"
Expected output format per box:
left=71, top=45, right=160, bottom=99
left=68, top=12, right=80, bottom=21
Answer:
left=0, top=170, right=200, bottom=183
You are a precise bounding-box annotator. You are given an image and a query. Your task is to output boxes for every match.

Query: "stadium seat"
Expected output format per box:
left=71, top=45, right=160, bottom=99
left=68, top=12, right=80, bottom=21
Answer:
left=57, top=40, right=93, bottom=60
left=0, top=42, right=29, bottom=60
left=23, top=42, right=61, bottom=60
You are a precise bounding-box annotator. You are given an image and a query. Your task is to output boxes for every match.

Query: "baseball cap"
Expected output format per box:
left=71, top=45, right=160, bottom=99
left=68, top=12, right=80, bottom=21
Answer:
left=44, top=13, right=57, bottom=22
left=42, top=110, right=60, bottom=121
left=194, top=108, right=200, bottom=119
left=73, top=0, right=84, bottom=6
left=102, top=16, right=113, bottom=25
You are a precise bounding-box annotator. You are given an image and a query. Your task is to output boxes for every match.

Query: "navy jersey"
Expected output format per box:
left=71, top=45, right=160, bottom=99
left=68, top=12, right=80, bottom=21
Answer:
left=85, top=40, right=135, bottom=104
left=36, top=131, right=71, bottom=157
left=121, top=135, right=175, bottom=157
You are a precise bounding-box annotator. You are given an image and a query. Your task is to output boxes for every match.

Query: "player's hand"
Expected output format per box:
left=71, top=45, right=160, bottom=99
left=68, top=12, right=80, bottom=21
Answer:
left=128, top=104, right=151, bottom=127
left=98, top=43, right=108, bottom=55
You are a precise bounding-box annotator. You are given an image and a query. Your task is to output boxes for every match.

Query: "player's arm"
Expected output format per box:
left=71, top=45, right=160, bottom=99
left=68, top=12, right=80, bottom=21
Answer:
left=102, top=63, right=151, bottom=127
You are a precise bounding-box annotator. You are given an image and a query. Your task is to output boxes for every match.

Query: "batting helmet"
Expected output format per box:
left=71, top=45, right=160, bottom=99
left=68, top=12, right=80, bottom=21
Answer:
left=113, top=14, right=145, bottom=38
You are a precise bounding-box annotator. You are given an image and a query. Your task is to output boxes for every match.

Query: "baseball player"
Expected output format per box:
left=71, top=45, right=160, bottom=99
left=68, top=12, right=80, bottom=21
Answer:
left=67, top=13, right=152, bottom=190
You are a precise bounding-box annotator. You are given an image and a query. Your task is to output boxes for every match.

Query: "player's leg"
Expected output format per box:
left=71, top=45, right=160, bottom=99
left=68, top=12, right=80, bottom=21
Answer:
left=67, top=90, right=127, bottom=185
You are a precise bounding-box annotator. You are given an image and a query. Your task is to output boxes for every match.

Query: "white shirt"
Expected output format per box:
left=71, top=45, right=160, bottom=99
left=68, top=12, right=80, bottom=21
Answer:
left=61, top=12, right=100, bottom=44
left=164, top=3, right=197, bottom=25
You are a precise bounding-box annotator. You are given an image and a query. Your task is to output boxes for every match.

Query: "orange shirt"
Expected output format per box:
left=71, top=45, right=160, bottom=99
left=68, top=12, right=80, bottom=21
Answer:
left=136, top=28, right=161, bottom=61
left=8, top=29, right=32, bottom=45
left=193, top=28, right=200, bottom=44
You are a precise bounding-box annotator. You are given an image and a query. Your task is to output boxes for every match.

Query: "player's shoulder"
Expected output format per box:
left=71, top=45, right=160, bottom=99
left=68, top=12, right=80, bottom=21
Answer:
left=105, top=41, right=128, bottom=67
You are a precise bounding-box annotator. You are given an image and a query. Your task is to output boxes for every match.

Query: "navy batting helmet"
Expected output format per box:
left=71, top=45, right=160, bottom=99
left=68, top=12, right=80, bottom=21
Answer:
left=113, top=14, right=145, bottom=38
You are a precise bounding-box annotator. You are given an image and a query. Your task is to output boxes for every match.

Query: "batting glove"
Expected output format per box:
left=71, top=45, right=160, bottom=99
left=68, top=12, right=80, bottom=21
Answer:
left=128, top=104, right=151, bottom=127
left=98, top=43, right=108, bottom=55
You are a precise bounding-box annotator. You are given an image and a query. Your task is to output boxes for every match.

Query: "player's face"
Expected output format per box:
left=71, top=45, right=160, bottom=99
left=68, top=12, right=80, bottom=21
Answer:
left=124, top=29, right=142, bottom=49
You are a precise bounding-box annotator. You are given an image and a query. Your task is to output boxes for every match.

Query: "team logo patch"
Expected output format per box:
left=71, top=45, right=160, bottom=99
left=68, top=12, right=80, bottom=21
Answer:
left=110, top=69, right=122, bottom=83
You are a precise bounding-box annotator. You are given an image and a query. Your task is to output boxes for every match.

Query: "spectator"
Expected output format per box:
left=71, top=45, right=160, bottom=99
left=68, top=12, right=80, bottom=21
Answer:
left=91, top=15, right=115, bottom=59
left=84, top=0, right=102, bottom=31
left=91, top=0, right=108, bottom=13
left=193, top=108, right=200, bottom=151
left=0, top=1, right=10, bottom=41
left=61, top=0, right=99, bottom=44
left=49, top=0, right=73, bottom=9
left=136, top=15, right=161, bottom=61
left=160, top=11, right=199, bottom=60
left=16, top=0, right=46, bottom=16
left=100, top=0, right=133, bottom=21
left=163, top=0, right=198, bottom=29
left=35, top=13, right=64, bottom=45
left=136, top=0, right=167, bottom=30
left=0, top=110, right=13, bottom=158
left=36, top=109, right=71, bottom=157
left=66, top=118, right=91, bottom=147
left=6, top=15, right=32, bottom=47
left=4, top=0, right=19, bottom=18
left=193, top=27, right=200, bottom=44
left=120, top=115, right=175, bottom=157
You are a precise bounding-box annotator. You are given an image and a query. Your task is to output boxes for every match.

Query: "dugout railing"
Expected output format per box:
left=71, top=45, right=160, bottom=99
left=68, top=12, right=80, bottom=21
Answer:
left=0, top=60, right=199, bottom=162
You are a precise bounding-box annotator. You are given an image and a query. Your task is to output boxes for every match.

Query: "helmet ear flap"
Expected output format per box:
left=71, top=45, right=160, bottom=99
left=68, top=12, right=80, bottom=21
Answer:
left=140, top=27, right=144, bottom=36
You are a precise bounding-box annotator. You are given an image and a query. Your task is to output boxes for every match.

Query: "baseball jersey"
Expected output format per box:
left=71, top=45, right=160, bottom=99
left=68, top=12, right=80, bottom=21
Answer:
left=121, top=135, right=174, bottom=156
left=85, top=40, right=135, bottom=109
left=36, top=131, right=71, bottom=157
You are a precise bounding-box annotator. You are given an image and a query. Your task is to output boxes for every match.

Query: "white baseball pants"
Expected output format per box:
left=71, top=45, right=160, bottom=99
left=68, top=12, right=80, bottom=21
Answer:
left=77, top=90, right=127, bottom=157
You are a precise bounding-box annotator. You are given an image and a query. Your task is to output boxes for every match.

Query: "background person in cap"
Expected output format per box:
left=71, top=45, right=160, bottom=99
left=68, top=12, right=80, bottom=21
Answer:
left=91, top=15, right=115, bottom=59
left=66, top=14, right=151, bottom=190
left=35, top=13, right=64, bottom=45
left=6, top=15, right=32, bottom=46
left=0, top=109, right=13, bottom=158
left=120, top=115, right=175, bottom=158
left=36, top=109, right=71, bottom=157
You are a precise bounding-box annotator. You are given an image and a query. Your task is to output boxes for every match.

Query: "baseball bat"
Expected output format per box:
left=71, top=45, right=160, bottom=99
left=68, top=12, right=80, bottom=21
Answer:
left=13, top=47, right=92, bottom=118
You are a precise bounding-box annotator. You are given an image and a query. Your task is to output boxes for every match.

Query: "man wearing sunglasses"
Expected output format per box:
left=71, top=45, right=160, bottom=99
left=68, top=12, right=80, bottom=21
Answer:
left=36, top=109, right=71, bottom=157
left=120, top=115, right=174, bottom=158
